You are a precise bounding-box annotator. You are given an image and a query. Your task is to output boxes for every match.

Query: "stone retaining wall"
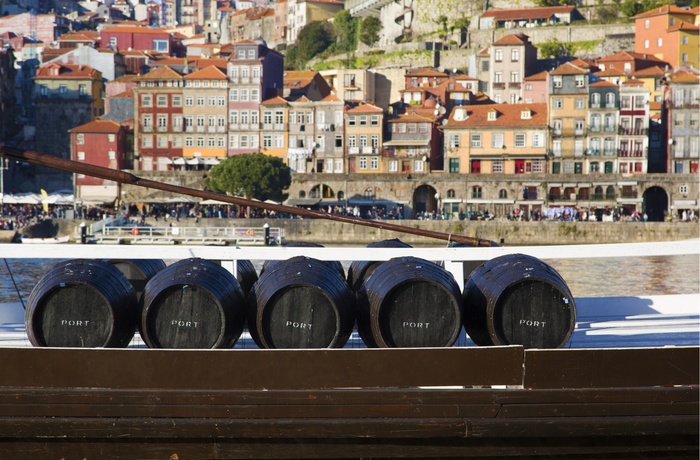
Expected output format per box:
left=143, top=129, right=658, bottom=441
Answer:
left=57, top=218, right=699, bottom=247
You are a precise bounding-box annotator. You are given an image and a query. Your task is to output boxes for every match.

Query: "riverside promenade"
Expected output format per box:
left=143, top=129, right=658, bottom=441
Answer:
left=50, top=218, right=700, bottom=246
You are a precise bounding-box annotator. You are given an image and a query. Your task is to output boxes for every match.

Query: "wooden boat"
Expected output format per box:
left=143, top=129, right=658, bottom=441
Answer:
left=0, top=241, right=697, bottom=459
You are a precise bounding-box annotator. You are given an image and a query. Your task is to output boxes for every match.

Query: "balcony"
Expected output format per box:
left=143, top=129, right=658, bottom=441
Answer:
left=508, top=82, right=521, bottom=89
left=619, top=127, right=648, bottom=136
left=348, top=147, right=360, bottom=154
left=589, top=125, right=601, bottom=132
left=196, top=126, right=205, bottom=133
left=492, top=82, right=506, bottom=89
left=360, top=146, right=377, bottom=154
left=618, top=149, right=646, bottom=158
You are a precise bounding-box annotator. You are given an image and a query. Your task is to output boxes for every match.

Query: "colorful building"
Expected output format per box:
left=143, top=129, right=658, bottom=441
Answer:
left=633, top=5, right=699, bottom=68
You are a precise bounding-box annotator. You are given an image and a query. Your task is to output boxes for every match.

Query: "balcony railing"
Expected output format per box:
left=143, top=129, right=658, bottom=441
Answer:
left=492, top=82, right=506, bottom=89
left=619, top=127, right=648, bottom=136
left=618, top=149, right=647, bottom=157
left=348, top=147, right=360, bottom=154
left=508, top=82, right=521, bottom=89
left=142, top=126, right=153, bottom=132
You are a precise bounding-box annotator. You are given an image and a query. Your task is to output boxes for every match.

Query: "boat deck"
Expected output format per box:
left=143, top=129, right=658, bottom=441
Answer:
left=0, top=240, right=697, bottom=458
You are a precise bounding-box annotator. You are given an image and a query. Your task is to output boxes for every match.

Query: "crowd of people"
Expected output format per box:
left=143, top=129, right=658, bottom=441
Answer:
left=0, top=201, right=696, bottom=230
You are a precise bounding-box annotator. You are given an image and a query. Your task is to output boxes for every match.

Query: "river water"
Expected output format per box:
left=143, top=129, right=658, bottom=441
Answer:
left=0, top=252, right=697, bottom=304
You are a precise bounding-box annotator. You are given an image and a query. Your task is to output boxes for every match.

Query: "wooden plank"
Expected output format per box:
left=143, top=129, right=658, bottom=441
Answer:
left=0, top=347, right=524, bottom=390
left=0, top=438, right=696, bottom=460
left=524, top=347, right=700, bottom=389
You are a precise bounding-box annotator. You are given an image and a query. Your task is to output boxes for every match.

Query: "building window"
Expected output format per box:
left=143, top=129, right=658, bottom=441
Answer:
left=553, top=76, right=562, bottom=88
left=371, top=115, right=380, bottom=126
left=471, top=134, right=482, bottom=148
left=448, top=134, right=460, bottom=148
left=359, top=157, right=367, bottom=169
left=414, top=160, right=424, bottom=172
left=449, top=158, right=459, bottom=173
left=532, top=133, right=544, bottom=148
left=77, top=151, right=85, bottom=160
left=511, top=48, right=519, bottom=62
left=575, top=98, right=585, bottom=109
left=492, top=160, right=503, bottom=173
left=185, top=96, right=193, bottom=106
left=142, top=95, right=152, bottom=107
left=370, top=157, right=379, bottom=170
left=575, top=75, right=585, bottom=87
left=197, top=96, right=205, bottom=106
left=514, top=133, right=526, bottom=148
left=552, top=98, right=562, bottom=109
left=152, top=39, right=168, bottom=52
left=657, top=38, right=662, bottom=47
left=76, top=134, right=85, bottom=145
left=494, top=49, right=502, bottom=62
left=471, top=186, right=482, bottom=198
left=157, top=95, right=168, bottom=107
left=492, top=133, right=504, bottom=148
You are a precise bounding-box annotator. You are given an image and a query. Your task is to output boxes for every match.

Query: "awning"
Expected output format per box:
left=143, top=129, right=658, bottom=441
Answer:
left=673, top=199, right=697, bottom=207
left=186, top=158, right=203, bottom=165
left=382, top=139, right=431, bottom=147
left=157, top=157, right=172, bottom=164
left=286, top=198, right=321, bottom=206
left=516, top=200, right=544, bottom=205
left=204, top=158, right=221, bottom=165
left=617, top=198, right=643, bottom=204
left=173, top=158, right=186, bottom=165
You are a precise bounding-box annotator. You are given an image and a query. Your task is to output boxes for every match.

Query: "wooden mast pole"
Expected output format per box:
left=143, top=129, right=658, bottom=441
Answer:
left=0, top=146, right=498, bottom=247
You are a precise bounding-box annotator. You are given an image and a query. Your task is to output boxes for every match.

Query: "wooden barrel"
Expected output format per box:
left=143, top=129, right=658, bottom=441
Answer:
left=235, top=259, right=258, bottom=296
left=25, top=259, right=138, bottom=348
left=355, top=256, right=464, bottom=348
left=140, top=258, right=246, bottom=349
left=247, top=256, right=355, bottom=349
left=104, top=259, right=166, bottom=301
left=262, top=242, right=345, bottom=280
left=347, top=239, right=412, bottom=292
left=463, top=253, right=576, bottom=349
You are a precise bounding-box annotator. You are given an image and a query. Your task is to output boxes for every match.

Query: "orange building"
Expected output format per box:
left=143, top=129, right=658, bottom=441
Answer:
left=633, top=5, right=699, bottom=68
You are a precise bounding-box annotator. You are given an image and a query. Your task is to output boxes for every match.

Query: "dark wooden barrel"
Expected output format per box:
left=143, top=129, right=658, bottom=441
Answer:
left=347, top=239, right=412, bottom=292
left=140, top=258, right=246, bottom=349
left=262, top=242, right=345, bottom=280
left=247, top=256, right=355, bottom=349
left=355, top=256, right=464, bottom=348
left=104, top=259, right=166, bottom=301
left=235, top=259, right=258, bottom=296
left=25, top=259, right=138, bottom=348
left=463, top=253, right=577, bottom=349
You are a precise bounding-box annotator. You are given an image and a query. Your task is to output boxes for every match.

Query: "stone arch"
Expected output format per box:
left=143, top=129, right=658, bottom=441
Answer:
left=310, top=184, right=334, bottom=199
left=642, top=186, right=668, bottom=222
left=412, top=184, right=438, bottom=216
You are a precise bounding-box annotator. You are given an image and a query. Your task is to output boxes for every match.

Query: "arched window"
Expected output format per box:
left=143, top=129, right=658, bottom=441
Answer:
left=606, top=185, right=615, bottom=199
left=471, top=186, right=482, bottom=199
left=549, top=187, right=561, bottom=200
left=594, top=186, right=603, bottom=199
left=499, top=189, right=508, bottom=199
left=447, top=189, right=456, bottom=198
left=364, top=187, right=375, bottom=199
left=337, top=191, right=344, bottom=200
left=591, top=92, right=601, bottom=107
left=299, top=190, right=306, bottom=198
left=590, top=162, right=599, bottom=172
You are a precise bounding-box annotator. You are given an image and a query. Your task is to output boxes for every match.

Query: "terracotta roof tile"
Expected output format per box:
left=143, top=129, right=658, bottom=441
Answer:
left=184, top=65, right=227, bottom=79
left=346, top=103, right=383, bottom=114
left=261, top=96, right=288, bottom=105
left=492, top=33, right=530, bottom=45
left=68, top=119, right=122, bottom=133
left=445, top=103, right=548, bottom=128
left=551, top=61, right=588, bottom=75
left=632, top=5, right=695, bottom=19
left=405, top=68, right=448, bottom=78
left=136, top=65, right=183, bottom=80
left=36, top=63, right=100, bottom=79
left=524, top=70, right=548, bottom=81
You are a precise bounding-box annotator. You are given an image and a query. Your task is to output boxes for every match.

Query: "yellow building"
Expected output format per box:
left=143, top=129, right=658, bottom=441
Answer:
left=345, top=104, right=384, bottom=174
left=442, top=103, right=549, bottom=175
left=182, top=65, right=229, bottom=163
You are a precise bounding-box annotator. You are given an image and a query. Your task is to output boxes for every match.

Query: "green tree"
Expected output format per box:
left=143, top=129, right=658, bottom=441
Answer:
left=293, top=21, right=333, bottom=68
left=205, top=154, right=291, bottom=203
left=538, top=38, right=576, bottom=58
left=333, top=10, right=358, bottom=52
left=359, top=16, right=382, bottom=47
left=621, top=0, right=644, bottom=17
